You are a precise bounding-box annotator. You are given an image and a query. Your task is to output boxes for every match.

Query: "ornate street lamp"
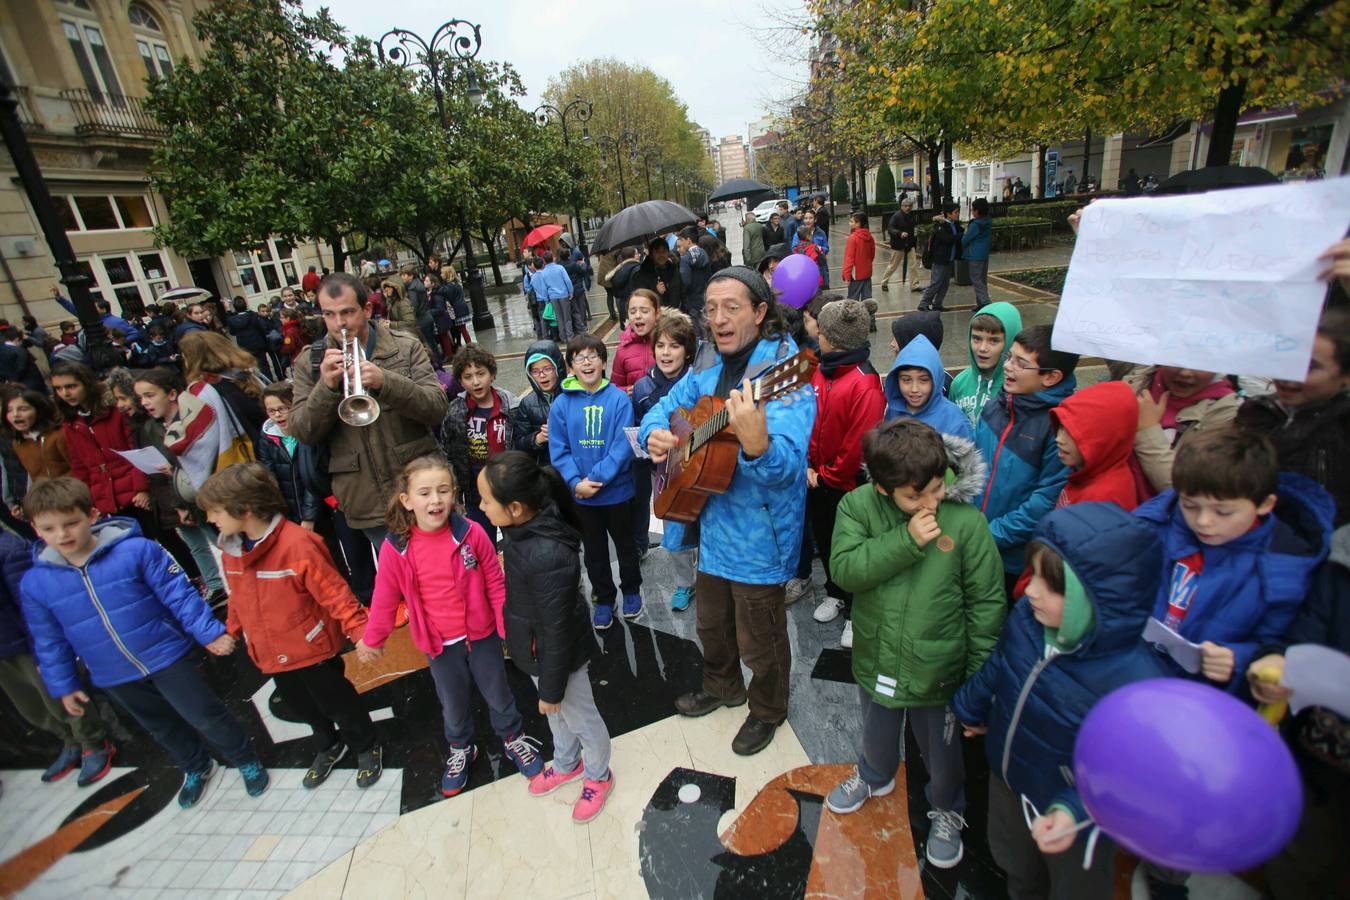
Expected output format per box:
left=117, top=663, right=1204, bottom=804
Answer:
left=598, top=130, right=638, bottom=208
left=532, top=96, right=593, bottom=256
left=377, top=20, right=494, bottom=330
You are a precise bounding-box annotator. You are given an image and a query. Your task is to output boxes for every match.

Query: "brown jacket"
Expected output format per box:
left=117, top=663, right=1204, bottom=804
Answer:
left=12, top=428, right=71, bottom=482
left=288, top=321, right=448, bottom=528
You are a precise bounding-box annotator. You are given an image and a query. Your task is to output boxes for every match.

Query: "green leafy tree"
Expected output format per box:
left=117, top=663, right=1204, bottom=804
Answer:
left=874, top=162, right=896, bottom=204
left=832, top=173, right=849, bottom=203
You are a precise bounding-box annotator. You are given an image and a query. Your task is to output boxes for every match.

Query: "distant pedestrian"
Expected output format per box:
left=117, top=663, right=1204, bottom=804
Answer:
left=919, top=203, right=962, bottom=313
left=742, top=212, right=767, bottom=269
left=880, top=198, right=922, bottom=293
left=962, top=199, right=992, bottom=310
left=842, top=212, right=875, bottom=302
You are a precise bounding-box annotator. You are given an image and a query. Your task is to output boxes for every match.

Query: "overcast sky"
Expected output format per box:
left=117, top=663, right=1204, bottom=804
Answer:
left=303, top=0, right=811, bottom=140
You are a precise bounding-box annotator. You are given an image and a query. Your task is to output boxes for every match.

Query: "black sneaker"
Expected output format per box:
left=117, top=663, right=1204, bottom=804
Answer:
left=239, top=760, right=270, bottom=797
left=303, top=742, right=348, bottom=789
left=178, top=760, right=215, bottom=808
left=355, top=745, right=384, bottom=789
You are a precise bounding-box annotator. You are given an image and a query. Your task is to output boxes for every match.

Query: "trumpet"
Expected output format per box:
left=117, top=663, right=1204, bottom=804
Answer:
left=337, top=327, right=381, bottom=427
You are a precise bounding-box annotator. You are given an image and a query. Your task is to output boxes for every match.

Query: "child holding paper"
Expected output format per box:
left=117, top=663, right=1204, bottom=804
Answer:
left=1247, top=522, right=1350, bottom=900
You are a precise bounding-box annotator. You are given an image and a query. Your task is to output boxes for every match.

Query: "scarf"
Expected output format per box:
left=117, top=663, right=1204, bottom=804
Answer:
left=819, top=346, right=871, bottom=379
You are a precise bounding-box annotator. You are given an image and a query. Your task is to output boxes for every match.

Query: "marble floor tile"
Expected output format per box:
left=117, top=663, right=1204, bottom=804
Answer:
left=281, top=850, right=353, bottom=900
left=340, top=794, right=473, bottom=899
left=464, top=773, right=594, bottom=900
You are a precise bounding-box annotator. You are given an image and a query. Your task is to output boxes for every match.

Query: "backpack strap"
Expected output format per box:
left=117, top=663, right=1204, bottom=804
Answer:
left=309, top=338, right=327, bottom=384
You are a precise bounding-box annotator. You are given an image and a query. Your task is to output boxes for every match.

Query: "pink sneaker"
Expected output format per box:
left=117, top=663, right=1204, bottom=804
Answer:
left=528, top=762, right=584, bottom=797
left=571, top=771, right=615, bottom=824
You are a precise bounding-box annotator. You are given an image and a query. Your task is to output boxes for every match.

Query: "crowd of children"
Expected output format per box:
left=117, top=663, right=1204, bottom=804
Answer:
left=0, top=247, right=1346, bottom=900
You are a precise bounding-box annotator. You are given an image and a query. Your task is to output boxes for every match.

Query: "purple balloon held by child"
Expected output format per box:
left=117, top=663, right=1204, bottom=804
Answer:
left=1073, top=678, right=1303, bottom=873
left=771, top=254, right=820, bottom=309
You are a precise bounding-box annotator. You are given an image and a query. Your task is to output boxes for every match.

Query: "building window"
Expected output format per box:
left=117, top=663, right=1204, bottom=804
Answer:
left=129, top=4, right=173, bottom=79
left=81, top=251, right=171, bottom=318
left=58, top=193, right=156, bottom=232
left=234, top=239, right=298, bottom=295
left=62, top=19, right=125, bottom=106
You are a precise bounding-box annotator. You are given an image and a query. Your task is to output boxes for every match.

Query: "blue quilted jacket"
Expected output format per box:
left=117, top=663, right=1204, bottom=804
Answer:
left=1134, top=472, right=1332, bottom=691
left=953, top=503, right=1171, bottom=825
left=639, top=336, right=816, bottom=584
left=975, top=380, right=1075, bottom=572
left=20, top=518, right=224, bottom=697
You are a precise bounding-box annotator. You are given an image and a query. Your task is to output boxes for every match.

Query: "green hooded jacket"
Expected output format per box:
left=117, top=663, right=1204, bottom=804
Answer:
left=948, top=301, right=1023, bottom=426
left=831, top=483, right=1007, bottom=708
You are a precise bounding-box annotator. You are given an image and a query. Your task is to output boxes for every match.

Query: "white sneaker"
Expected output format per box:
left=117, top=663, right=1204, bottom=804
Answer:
left=785, top=577, right=813, bottom=606
left=813, top=596, right=845, bottom=623
left=840, top=620, right=854, bottom=649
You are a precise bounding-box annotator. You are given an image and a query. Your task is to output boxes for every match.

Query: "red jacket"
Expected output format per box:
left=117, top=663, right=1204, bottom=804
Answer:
left=63, top=407, right=149, bottom=515
left=610, top=327, right=655, bottom=390
left=366, top=514, right=505, bottom=657
left=221, top=517, right=368, bottom=673
left=809, top=359, right=885, bottom=491
left=843, top=227, right=876, bottom=281
left=1051, top=381, right=1142, bottom=510
left=302, top=270, right=321, bottom=294
left=281, top=319, right=307, bottom=361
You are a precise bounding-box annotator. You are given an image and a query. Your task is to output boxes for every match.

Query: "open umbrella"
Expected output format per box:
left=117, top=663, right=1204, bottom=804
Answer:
left=708, top=177, right=776, bottom=203
left=1160, top=165, right=1278, bottom=195
left=591, top=200, right=698, bottom=254
left=521, top=223, right=563, bottom=249
left=158, top=286, right=213, bottom=303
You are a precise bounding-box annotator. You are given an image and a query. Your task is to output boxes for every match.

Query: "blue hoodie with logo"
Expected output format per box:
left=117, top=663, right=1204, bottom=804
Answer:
left=883, top=335, right=974, bottom=441
left=548, top=376, right=635, bottom=507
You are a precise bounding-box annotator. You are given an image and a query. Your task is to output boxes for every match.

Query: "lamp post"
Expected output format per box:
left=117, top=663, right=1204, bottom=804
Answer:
left=642, top=149, right=665, bottom=201
left=532, top=96, right=593, bottom=256
left=598, top=131, right=637, bottom=208
left=377, top=20, right=494, bottom=331
left=0, top=81, right=115, bottom=370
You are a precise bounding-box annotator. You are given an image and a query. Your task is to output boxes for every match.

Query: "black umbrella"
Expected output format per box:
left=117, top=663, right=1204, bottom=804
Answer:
left=591, top=200, right=698, bottom=254
left=708, top=177, right=776, bottom=203
left=899, top=182, right=921, bottom=191
left=1159, top=165, right=1279, bottom=195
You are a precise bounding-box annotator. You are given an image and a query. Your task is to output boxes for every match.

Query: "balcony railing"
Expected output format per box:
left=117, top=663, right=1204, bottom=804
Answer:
left=58, top=88, right=167, bottom=139
left=11, top=85, right=43, bottom=129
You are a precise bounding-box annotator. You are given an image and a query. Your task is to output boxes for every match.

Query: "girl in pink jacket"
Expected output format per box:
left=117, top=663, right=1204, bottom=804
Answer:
left=609, top=289, right=660, bottom=392
left=356, top=455, right=543, bottom=796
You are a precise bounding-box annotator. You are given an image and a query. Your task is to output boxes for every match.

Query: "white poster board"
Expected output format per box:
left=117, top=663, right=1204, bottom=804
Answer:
left=1053, top=177, right=1350, bottom=381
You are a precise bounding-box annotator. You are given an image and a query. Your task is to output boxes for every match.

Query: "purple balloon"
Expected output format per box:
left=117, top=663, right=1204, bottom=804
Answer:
left=1074, top=679, right=1302, bottom=873
left=771, top=253, right=819, bottom=309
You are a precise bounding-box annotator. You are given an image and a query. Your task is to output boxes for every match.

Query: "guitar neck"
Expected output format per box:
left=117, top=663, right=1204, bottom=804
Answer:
left=686, top=351, right=815, bottom=456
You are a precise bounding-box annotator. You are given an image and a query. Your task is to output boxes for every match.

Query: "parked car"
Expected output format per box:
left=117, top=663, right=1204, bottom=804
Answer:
left=752, top=199, right=783, bottom=223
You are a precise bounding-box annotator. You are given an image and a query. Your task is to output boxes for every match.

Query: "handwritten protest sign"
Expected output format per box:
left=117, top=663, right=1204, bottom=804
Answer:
left=1053, top=177, right=1350, bottom=380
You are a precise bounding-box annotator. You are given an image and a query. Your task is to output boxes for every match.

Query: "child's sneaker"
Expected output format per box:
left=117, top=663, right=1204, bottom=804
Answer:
left=621, top=593, right=643, bottom=620
left=571, top=770, right=615, bottom=823
left=355, top=745, right=383, bottom=789
left=178, top=760, right=215, bottom=808
left=813, top=595, right=845, bottom=623
left=528, top=762, right=584, bottom=797
left=77, top=741, right=115, bottom=786
left=304, top=742, right=348, bottom=789
left=825, top=768, right=894, bottom=814
left=592, top=603, right=613, bottom=631
left=503, top=732, right=543, bottom=778
left=441, top=743, right=478, bottom=796
left=41, top=745, right=81, bottom=783
left=925, top=809, right=966, bottom=869
left=240, top=760, right=270, bottom=797
left=671, top=586, right=694, bottom=612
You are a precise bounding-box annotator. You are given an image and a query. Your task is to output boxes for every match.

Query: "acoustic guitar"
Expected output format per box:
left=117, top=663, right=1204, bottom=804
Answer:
left=653, top=348, right=818, bottom=524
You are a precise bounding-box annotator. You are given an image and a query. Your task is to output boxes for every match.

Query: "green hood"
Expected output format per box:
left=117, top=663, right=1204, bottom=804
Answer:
left=1044, top=563, right=1095, bottom=651
left=560, top=374, right=610, bottom=394
left=949, top=301, right=1022, bottom=424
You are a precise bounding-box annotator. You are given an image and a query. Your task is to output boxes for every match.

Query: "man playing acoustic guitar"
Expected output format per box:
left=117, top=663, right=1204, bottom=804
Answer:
left=640, top=267, right=817, bottom=756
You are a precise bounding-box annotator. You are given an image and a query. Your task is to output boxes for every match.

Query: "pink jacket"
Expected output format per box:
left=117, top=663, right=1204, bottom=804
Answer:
left=366, top=514, right=505, bottom=656
left=610, top=327, right=655, bottom=390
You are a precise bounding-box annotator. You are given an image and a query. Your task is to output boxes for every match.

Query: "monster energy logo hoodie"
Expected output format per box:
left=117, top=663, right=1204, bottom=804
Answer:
left=547, top=374, right=636, bottom=507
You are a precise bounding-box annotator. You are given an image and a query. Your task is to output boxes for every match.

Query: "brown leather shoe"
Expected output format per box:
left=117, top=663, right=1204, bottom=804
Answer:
left=732, top=716, right=779, bottom=756
left=674, top=689, right=747, bottom=718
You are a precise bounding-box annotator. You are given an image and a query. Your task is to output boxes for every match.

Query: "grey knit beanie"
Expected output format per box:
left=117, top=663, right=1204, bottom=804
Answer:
left=816, top=299, right=871, bottom=352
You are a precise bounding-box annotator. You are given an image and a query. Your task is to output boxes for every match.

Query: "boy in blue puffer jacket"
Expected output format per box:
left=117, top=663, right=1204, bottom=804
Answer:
left=549, top=334, right=644, bottom=629
left=18, top=478, right=268, bottom=809
left=0, top=529, right=115, bottom=786
left=954, top=503, right=1170, bottom=898
left=975, top=324, right=1078, bottom=593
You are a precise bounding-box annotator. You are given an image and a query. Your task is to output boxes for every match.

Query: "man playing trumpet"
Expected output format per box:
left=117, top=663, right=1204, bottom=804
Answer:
left=290, top=272, right=449, bottom=548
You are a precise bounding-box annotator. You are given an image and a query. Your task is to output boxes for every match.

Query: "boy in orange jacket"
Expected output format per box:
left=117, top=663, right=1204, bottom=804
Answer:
left=842, top=212, right=876, bottom=302
left=198, top=463, right=382, bottom=790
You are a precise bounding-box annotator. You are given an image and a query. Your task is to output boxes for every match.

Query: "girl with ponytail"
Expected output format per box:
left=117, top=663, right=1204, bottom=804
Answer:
left=478, top=451, right=615, bottom=823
